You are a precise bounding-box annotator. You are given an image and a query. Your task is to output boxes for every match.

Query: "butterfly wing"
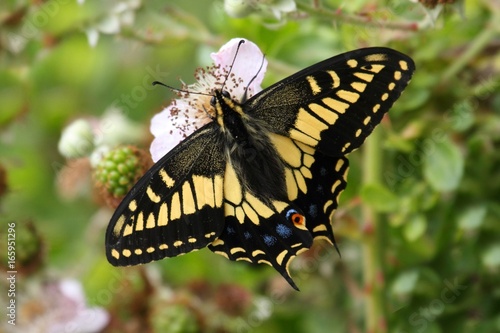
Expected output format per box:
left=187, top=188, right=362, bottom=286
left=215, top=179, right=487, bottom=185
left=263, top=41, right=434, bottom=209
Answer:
left=106, top=123, right=227, bottom=266
left=292, top=150, right=349, bottom=245
left=206, top=48, right=414, bottom=288
left=246, top=47, right=415, bottom=156
left=241, top=48, right=414, bottom=267
left=207, top=148, right=348, bottom=289
left=105, top=46, right=415, bottom=290
left=209, top=202, right=313, bottom=290
left=268, top=134, right=349, bottom=245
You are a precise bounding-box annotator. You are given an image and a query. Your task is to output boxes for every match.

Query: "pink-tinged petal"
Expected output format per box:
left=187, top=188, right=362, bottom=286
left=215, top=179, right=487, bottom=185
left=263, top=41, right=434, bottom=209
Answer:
left=19, top=279, right=109, bottom=333
left=150, top=100, right=211, bottom=162
left=149, top=38, right=267, bottom=160
left=210, top=38, right=267, bottom=101
left=150, top=104, right=182, bottom=137
left=150, top=133, right=174, bottom=162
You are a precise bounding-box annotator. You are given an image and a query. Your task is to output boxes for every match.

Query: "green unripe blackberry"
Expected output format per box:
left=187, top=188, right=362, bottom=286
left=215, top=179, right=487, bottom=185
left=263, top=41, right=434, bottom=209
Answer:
left=94, top=146, right=150, bottom=207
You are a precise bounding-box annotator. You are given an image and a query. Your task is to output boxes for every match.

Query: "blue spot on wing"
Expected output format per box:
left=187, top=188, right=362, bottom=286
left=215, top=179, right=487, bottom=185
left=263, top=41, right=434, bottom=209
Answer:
left=308, top=204, right=318, bottom=218
left=262, top=234, right=277, bottom=246
left=276, top=224, right=293, bottom=238
left=226, top=226, right=235, bottom=235
left=244, top=231, right=252, bottom=239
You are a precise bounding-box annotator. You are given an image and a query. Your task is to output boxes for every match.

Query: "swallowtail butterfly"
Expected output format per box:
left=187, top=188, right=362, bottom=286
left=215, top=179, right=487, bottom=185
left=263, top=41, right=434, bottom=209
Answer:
left=105, top=40, right=415, bottom=290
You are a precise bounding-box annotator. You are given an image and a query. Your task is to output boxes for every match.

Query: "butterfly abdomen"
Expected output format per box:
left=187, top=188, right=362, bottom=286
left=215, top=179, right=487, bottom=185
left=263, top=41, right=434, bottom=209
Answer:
left=215, top=90, right=288, bottom=205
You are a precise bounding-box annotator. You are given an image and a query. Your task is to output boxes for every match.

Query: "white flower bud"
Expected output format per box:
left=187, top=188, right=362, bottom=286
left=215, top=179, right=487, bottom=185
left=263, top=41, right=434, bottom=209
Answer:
left=224, top=0, right=255, bottom=18
left=58, top=119, right=95, bottom=159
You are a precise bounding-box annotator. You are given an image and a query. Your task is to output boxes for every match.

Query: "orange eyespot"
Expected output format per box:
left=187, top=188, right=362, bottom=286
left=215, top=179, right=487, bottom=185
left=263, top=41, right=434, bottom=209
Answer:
left=286, top=208, right=306, bottom=228
left=291, top=213, right=305, bottom=227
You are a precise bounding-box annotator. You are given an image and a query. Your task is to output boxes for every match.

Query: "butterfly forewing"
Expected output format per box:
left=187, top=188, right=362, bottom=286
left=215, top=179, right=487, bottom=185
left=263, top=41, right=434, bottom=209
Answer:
left=246, top=47, right=415, bottom=156
left=106, top=123, right=226, bottom=266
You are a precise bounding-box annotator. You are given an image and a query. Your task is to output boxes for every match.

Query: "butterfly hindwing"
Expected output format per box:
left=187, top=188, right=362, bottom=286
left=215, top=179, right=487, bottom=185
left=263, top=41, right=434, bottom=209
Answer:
left=269, top=134, right=349, bottom=244
left=106, top=123, right=226, bottom=266
left=246, top=47, right=415, bottom=155
left=292, top=151, right=349, bottom=244
left=209, top=200, right=312, bottom=290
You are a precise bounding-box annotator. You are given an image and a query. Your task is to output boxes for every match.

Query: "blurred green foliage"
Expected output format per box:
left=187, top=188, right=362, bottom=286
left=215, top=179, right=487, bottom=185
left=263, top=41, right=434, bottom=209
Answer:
left=1, top=0, right=500, bottom=332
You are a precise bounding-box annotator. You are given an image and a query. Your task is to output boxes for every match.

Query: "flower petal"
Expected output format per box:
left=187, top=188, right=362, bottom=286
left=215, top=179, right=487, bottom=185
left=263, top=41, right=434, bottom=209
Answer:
left=150, top=38, right=267, bottom=161
left=85, top=28, right=99, bottom=48
left=210, top=38, right=267, bottom=101
left=150, top=101, right=211, bottom=162
left=96, top=15, right=121, bottom=34
left=58, top=119, right=95, bottom=159
left=224, top=0, right=255, bottom=17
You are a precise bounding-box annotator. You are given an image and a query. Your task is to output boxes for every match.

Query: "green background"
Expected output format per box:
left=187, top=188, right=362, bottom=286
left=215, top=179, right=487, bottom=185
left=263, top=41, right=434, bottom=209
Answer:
left=1, top=0, right=499, bottom=332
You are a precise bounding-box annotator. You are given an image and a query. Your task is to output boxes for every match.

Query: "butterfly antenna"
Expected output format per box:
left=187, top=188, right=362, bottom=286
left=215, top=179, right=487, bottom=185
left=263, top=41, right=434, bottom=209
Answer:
left=221, top=39, right=246, bottom=92
left=242, top=54, right=266, bottom=102
left=152, top=81, right=211, bottom=97
left=152, top=81, right=215, bottom=120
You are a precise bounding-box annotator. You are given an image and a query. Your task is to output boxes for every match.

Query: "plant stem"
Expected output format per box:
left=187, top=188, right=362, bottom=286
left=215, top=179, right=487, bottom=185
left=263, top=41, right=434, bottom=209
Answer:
left=441, top=20, right=498, bottom=83
left=361, top=127, right=387, bottom=333
left=295, top=2, right=419, bottom=31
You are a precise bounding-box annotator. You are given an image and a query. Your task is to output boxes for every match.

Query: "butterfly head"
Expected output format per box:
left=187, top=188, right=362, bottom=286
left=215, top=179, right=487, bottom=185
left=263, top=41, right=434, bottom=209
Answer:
left=210, top=89, right=247, bottom=131
left=210, top=89, right=231, bottom=107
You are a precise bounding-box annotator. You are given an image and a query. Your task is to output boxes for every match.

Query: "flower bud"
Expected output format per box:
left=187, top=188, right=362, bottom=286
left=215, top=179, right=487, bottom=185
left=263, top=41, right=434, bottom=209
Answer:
left=58, top=119, right=95, bottom=159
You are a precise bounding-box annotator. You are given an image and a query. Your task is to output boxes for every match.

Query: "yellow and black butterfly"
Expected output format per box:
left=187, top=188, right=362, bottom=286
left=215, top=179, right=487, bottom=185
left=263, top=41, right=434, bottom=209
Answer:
left=105, top=42, right=415, bottom=290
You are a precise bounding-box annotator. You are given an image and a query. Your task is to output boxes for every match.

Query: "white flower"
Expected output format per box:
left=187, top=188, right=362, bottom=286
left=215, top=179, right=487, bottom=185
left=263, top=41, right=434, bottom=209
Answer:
left=94, top=107, right=145, bottom=149
left=149, top=38, right=267, bottom=162
left=224, top=0, right=255, bottom=17
left=84, top=0, right=141, bottom=47
left=89, top=145, right=111, bottom=168
left=58, top=107, right=144, bottom=165
left=224, top=0, right=296, bottom=20
left=262, top=0, right=297, bottom=20
left=58, top=119, right=95, bottom=159
left=14, top=279, right=109, bottom=333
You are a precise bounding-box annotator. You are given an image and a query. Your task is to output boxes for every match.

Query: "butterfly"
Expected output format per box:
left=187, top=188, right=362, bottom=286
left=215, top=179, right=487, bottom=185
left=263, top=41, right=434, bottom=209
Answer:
left=105, top=41, right=415, bottom=290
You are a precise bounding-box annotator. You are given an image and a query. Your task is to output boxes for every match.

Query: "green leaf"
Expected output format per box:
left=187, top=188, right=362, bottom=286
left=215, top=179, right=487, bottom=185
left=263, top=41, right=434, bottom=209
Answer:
left=482, top=244, right=500, bottom=269
left=403, top=214, right=427, bottom=242
left=449, top=100, right=475, bottom=132
left=458, top=205, right=487, bottom=231
left=394, top=87, right=430, bottom=114
left=423, top=137, right=464, bottom=192
left=391, top=269, right=420, bottom=297
left=360, top=183, right=400, bottom=212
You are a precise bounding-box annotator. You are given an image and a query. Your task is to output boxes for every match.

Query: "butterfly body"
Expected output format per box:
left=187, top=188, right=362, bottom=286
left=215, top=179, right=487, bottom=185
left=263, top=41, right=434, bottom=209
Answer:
left=214, top=90, right=289, bottom=204
left=106, top=45, right=415, bottom=290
